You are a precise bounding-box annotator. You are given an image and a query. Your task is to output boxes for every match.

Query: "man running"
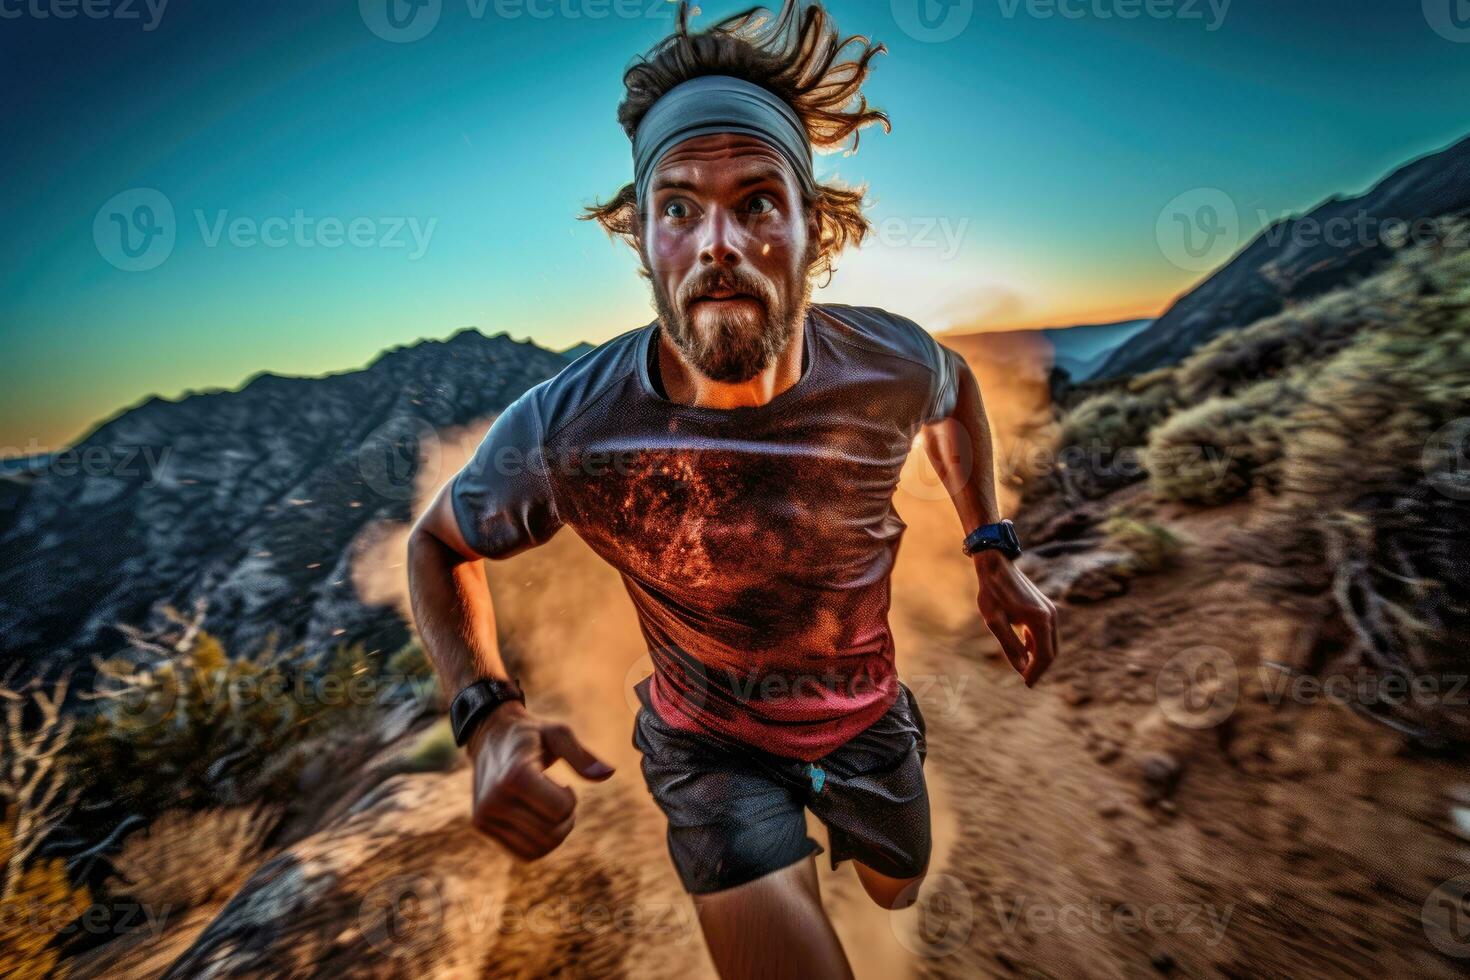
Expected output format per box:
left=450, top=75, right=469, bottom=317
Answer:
left=407, top=2, right=1058, bottom=976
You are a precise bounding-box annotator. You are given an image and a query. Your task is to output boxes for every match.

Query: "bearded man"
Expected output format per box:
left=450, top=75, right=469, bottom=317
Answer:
left=407, top=2, right=1058, bottom=975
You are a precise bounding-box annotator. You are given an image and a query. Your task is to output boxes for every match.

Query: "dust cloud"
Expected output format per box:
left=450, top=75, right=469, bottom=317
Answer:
left=348, top=336, right=1055, bottom=977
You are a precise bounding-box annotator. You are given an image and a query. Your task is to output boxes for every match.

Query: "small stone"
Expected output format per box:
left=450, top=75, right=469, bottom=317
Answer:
left=1150, top=949, right=1176, bottom=972
left=1063, top=686, right=1092, bottom=707
left=1098, top=798, right=1125, bottom=819
left=1141, top=752, right=1182, bottom=788
left=1126, top=663, right=1147, bottom=677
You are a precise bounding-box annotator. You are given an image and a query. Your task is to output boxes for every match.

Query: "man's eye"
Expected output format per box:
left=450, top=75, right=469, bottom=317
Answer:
left=747, top=195, right=775, bottom=216
left=663, top=200, right=691, bottom=219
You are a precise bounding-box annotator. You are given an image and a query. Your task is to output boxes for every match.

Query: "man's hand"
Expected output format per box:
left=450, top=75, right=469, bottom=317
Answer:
left=974, top=551, right=1059, bottom=686
left=467, top=702, right=614, bottom=861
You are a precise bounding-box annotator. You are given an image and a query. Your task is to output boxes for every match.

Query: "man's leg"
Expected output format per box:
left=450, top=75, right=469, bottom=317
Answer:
left=692, top=854, right=853, bottom=980
left=852, top=861, right=926, bottom=910
left=812, top=682, right=933, bottom=912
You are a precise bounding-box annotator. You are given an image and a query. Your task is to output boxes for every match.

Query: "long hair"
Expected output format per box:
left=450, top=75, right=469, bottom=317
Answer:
left=580, top=0, right=890, bottom=285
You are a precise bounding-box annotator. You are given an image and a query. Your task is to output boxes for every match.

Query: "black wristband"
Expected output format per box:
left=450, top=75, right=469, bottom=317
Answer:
left=450, top=677, right=526, bottom=747
left=962, top=519, right=1022, bottom=560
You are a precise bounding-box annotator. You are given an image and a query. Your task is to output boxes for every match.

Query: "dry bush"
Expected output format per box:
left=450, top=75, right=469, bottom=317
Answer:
left=1037, top=376, right=1177, bottom=500
left=1048, top=223, right=1470, bottom=745
left=0, top=812, right=91, bottom=980
left=0, top=677, right=78, bottom=892
left=108, top=805, right=279, bottom=911
left=1145, top=376, right=1297, bottom=504
left=70, top=603, right=409, bottom=831
left=1172, top=274, right=1390, bottom=403
left=1263, top=235, right=1470, bottom=744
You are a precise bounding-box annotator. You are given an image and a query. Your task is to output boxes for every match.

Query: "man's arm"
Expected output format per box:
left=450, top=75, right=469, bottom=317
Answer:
left=408, top=486, right=612, bottom=861
left=921, top=355, right=1059, bottom=686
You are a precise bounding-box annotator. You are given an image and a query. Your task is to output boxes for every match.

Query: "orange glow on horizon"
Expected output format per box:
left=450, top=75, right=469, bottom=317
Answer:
left=937, top=293, right=1175, bottom=338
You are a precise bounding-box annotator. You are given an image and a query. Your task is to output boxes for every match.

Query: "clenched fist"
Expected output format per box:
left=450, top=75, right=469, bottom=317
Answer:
left=467, top=702, right=614, bottom=861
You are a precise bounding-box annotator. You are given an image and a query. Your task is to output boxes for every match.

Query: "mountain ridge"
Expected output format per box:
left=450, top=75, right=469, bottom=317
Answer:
left=1098, top=131, right=1470, bottom=378
left=0, top=329, right=572, bottom=679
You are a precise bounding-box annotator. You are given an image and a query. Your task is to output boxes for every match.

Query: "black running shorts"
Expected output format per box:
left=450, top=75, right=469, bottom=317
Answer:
left=631, top=676, right=932, bottom=895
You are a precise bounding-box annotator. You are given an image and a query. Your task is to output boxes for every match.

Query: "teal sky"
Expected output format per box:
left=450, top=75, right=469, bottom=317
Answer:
left=3, top=0, right=1467, bottom=450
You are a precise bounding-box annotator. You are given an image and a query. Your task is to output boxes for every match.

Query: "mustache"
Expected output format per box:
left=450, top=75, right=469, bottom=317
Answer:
left=678, top=268, right=772, bottom=310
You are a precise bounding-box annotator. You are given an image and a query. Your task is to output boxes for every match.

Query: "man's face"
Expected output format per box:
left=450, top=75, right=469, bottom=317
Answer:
left=638, top=132, right=816, bottom=383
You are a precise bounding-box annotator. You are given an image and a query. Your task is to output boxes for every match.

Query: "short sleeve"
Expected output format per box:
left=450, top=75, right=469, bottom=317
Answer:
left=925, top=340, right=963, bottom=424
left=449, top=386, right=564, bottom=559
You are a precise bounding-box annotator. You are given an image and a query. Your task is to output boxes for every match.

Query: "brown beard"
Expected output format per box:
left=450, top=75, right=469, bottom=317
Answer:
left=648, top=249, right=815, bottom=384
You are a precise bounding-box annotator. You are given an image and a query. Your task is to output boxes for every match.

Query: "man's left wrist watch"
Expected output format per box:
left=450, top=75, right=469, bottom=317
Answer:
left=450, top=677, right=526, bottom=747
left=962, top=519, right=1023, bottom=560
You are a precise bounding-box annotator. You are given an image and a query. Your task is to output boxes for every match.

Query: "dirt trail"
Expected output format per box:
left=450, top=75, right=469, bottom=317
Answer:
left=106, top=339, right=1468, bottom=976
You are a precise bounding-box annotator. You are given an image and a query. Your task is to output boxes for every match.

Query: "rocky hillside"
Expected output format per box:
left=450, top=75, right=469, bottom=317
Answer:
left=0, top=330, right=571, bottom=680
left=1097, top=132, right=1470, bottom=378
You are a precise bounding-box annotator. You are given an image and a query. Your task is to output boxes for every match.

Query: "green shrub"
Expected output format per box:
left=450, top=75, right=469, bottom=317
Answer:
left=1144, top=376, right=1297, bottom=504
left=1102, top=517, right=1184, bottom=575
left=386, top=639, right=435, bottom=685
left=67, top=625, right=421, bottom=835
left=1043, top=376, right=1177, bottom=499
left=397, top=719, right=458, bottom=774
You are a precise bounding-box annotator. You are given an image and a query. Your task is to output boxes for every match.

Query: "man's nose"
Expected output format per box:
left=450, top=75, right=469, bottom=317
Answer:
left=698, top=207, right=744, bottom=267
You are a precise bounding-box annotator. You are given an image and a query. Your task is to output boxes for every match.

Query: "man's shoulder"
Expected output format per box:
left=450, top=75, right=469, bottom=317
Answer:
left=519, top=322, right=651, bottom=441
left=812, top=303, right=948, bottom=372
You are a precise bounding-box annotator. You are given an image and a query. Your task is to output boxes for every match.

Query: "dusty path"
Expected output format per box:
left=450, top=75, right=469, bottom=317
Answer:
left=96, top=346, right=1468, bottom=976
left=119, top=478, right=1465, bottom=977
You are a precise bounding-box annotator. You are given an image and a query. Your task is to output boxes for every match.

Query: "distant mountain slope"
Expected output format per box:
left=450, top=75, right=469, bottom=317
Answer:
left=1098, top=132, right=1470, bottom=379
left=1041, top=318, right=1152, bottom=380
left=0, top=330, right=571, bottom=678
left=943, top=318, right=1152, bottom=382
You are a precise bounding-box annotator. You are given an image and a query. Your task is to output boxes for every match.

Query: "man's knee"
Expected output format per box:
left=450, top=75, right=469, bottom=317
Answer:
left=854, top=862, right=927, bottom=910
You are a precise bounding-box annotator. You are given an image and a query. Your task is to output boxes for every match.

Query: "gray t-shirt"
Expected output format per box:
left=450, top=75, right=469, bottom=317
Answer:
left=450, top=302, right=962, bottom=760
